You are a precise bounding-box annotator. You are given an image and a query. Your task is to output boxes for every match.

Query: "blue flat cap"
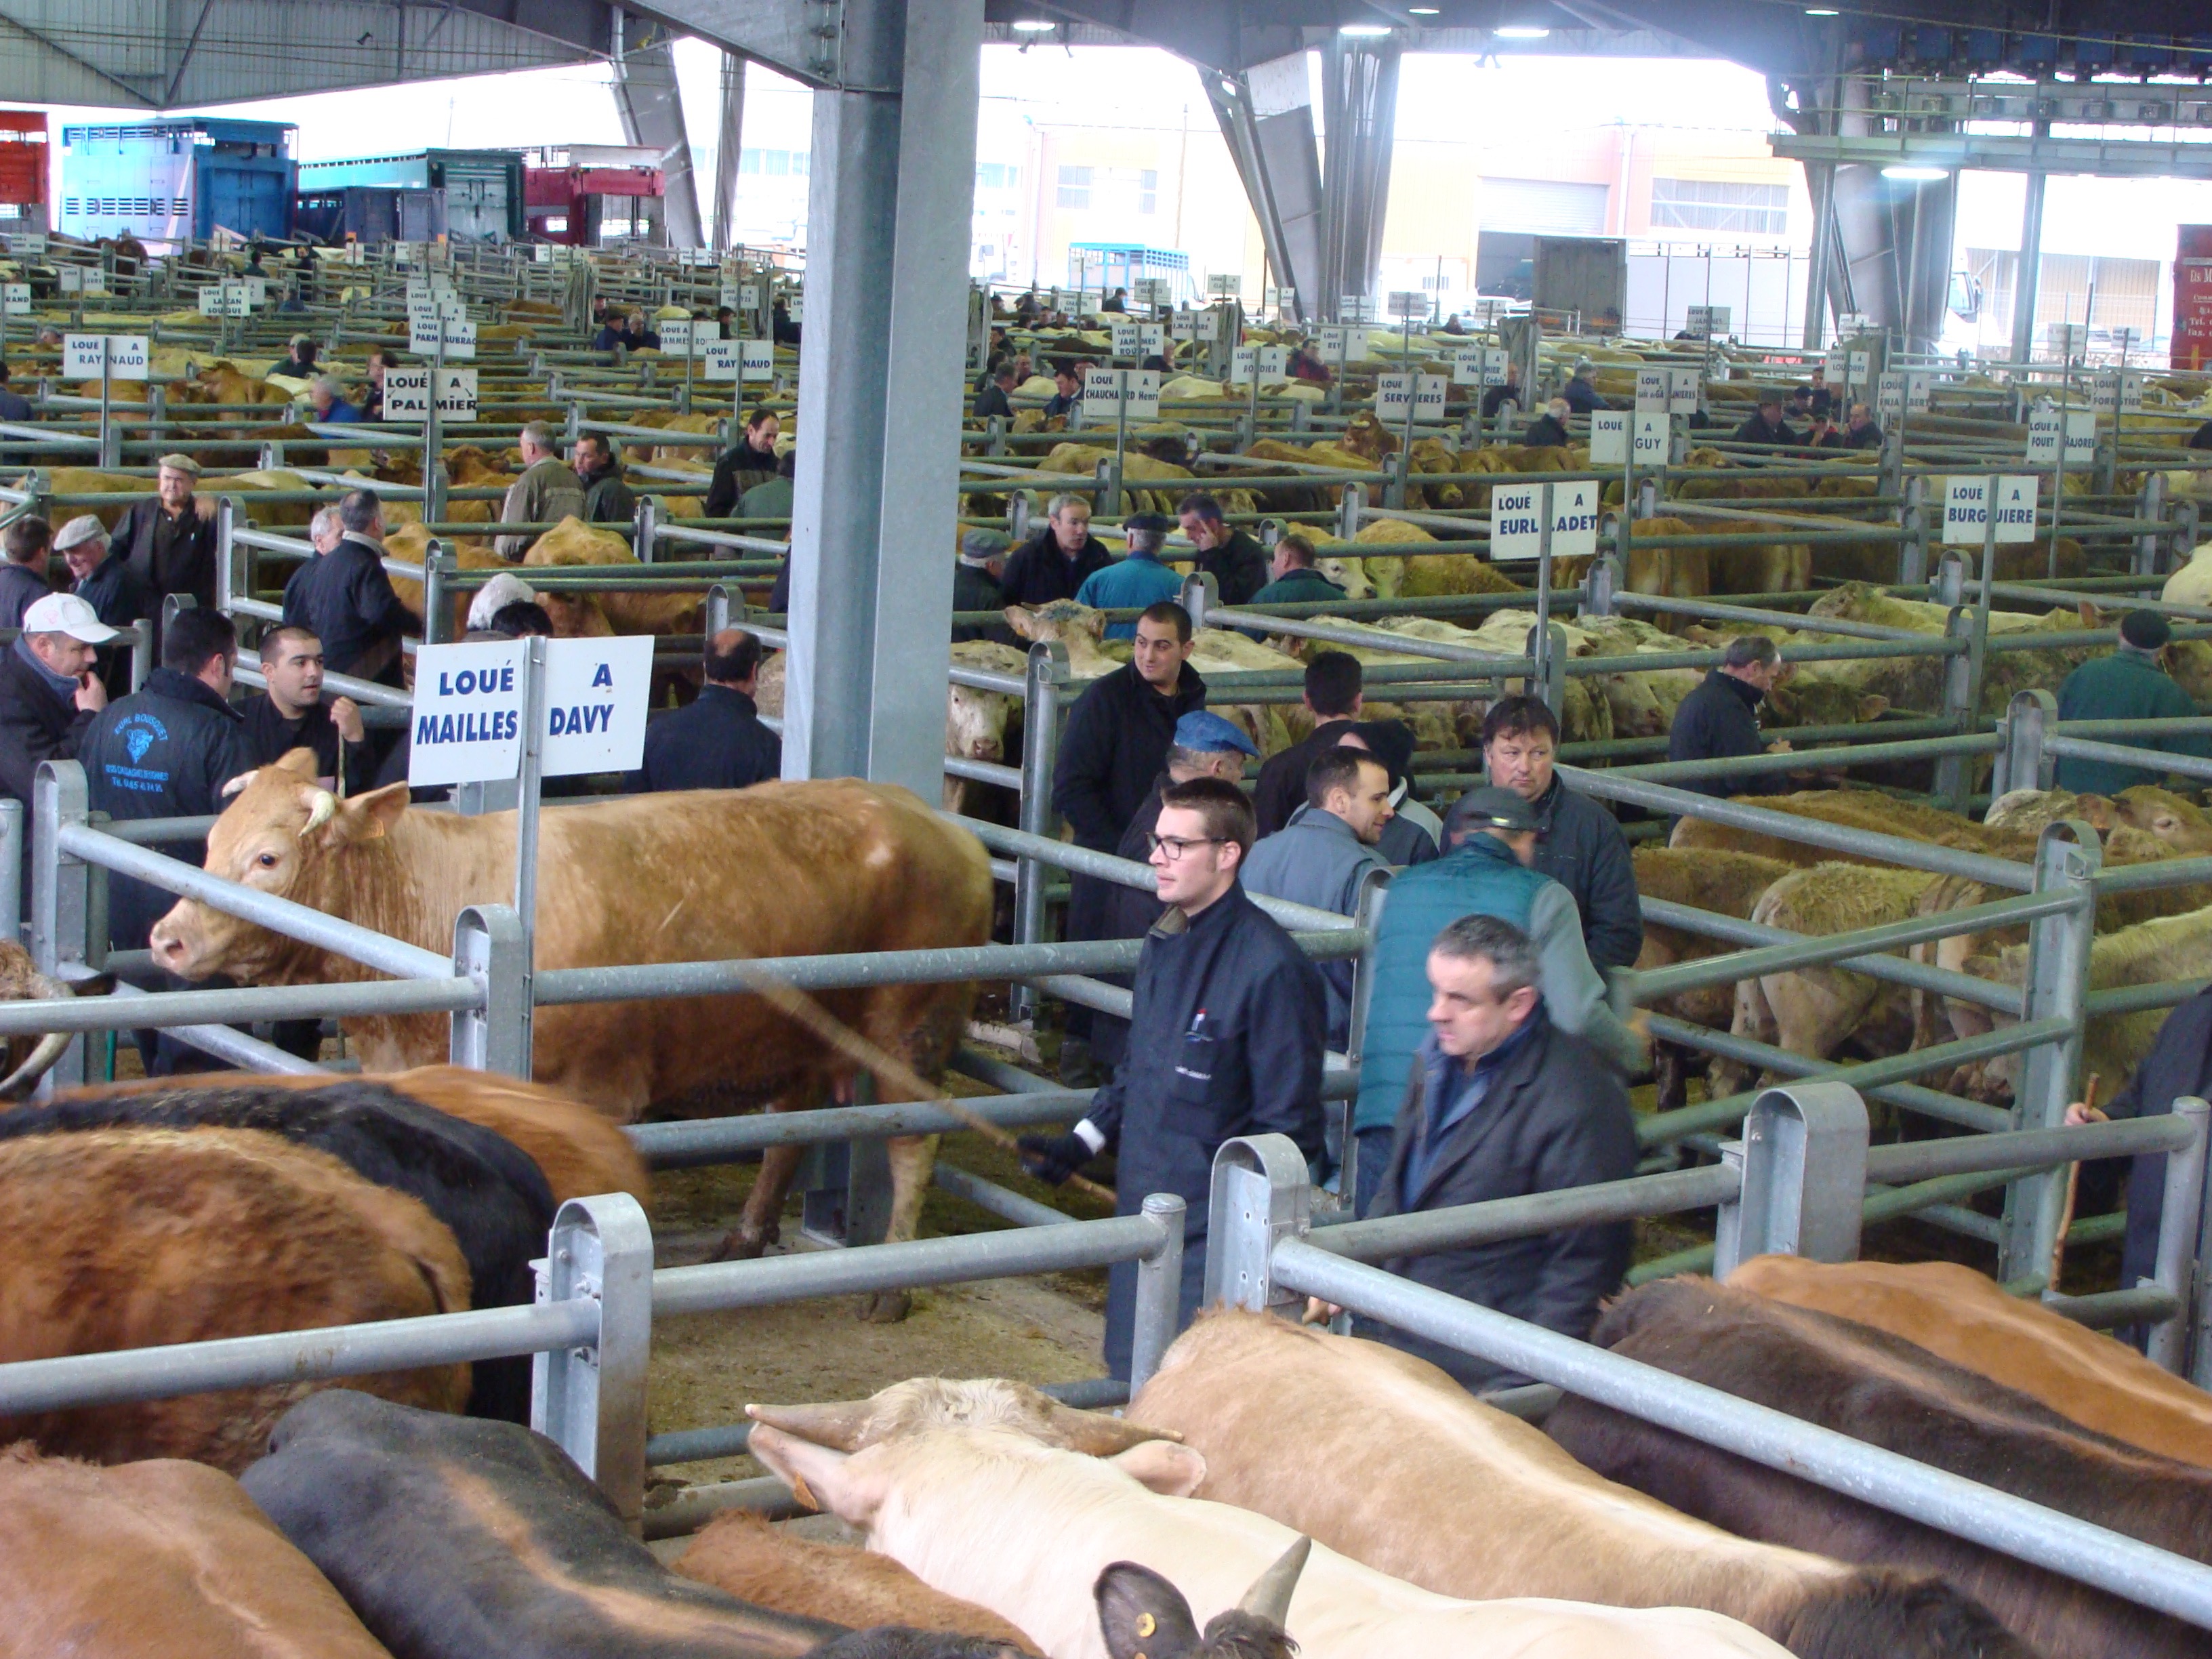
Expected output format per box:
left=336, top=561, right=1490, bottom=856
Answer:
left=1174, top=710, right=1259, bottom=756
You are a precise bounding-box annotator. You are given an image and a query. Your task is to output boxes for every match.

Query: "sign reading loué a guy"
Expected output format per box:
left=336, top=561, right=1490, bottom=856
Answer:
left=409, top=636, right=653, bottom=787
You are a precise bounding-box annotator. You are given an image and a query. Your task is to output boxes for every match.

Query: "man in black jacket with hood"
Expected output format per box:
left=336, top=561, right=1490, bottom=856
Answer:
left=81, top=605, right=258, bottom=1076
left=1174, top=491, right=1269, bottom=607
left=1666, top=635, right=1793, bottom=798
left=999, top=494, right=1113, bottom=608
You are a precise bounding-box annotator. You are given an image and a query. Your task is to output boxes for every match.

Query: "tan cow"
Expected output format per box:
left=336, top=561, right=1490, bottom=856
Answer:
left=524, top=515, right=705, bottom=638
left=1729, top=1256, right=2212, bottom=1469
left=1632, top=848, right=1795, bottom=1111
left=146, top=762, right=992, bottom=1310
left=0, top=1126, right=470, bottom=1471
left=0, top=1447, right=393, bottom=1658
left=1986, top=785, right=2212, bottom=855
left=1126, top=1310, right=2020, bottom=1658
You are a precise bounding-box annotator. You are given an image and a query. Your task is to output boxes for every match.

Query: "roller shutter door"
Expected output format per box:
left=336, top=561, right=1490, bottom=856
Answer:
left=1479, top=178, right=1610, bottom=236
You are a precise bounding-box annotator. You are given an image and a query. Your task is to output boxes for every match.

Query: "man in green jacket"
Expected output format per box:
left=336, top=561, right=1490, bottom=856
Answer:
left=1351, top=786, right=1645, bottom=1216
left=2054, top=610, right=2212, bottom=796
left=1248, top=533, right=1347, bottom=609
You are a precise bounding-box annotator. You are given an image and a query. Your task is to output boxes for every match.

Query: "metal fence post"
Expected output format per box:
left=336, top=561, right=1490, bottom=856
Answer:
left=1007, top=492, right=1031, bottom=544
left=1933, top=548, right=1967, bottom=611
left=0, top=797, right=22, bottom=944
left=1537, top=622, right=1569, bottom=723
left=1582, top=551, right=1620, bottom=619
left=1128, top=1192, right=1187, bottom=1394
left=1095, top=456, right=1122, bottom=517
left=1179, top=571, right=1218, bottom=634
left=1991, top=689, right=2056, bottom=800
left=426, top=459, right=449, bottom=528
left=2146, top=1097, right=2208, bottom=1377
left=2135, top=470, right=2167, bottom=578
left=1713, top=1082, right=1870, bottom=1277
left=1337, top=480, right=1365, bottom=542
left=1999, top=822, right=2100, bottom=1284
left=632, top=495, right=659, bottom=564
left=1898, top=473, right=1929, bottom=588
left=421, top=542, right=454, bottom=646
left=1929, top=608, right=1980, bottom=813
left=1011, top=640, right=1070, bottom=1023
left=451, top=903, right=530, bottom=1078
left=2174, top=498, right=2201, bottom=574
left=1204, top=1133, right=1311, bottom=1313
left=532, top=1191, right=654, bottom=1534
left=1341, top=870, right=1391, bottom=1206
left=29, top=762, right=89, bottom=1094
left=214, top=496, right=239, bottom=624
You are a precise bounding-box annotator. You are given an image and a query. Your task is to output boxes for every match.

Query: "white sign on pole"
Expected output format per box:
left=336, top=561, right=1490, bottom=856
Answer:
left=1170, top=310, right=1196, bottom=342
left=2026, top=409, right=2061, bottom=464
left=1451, top=346, right=1500, bottom=386
left=1823, top=342, right=1847, bottom=382
left=441, top=317, right=477, bottom=360
left=1387, top=290, right=1430, bottom=322
left=1684, top=304, right=1730, bottom=337
left=703, top=340, right=740, bottom=382
left=1635, top=367, right=1669, bottom=412
left=434, top=367, right=478, bottom=421
left=57, top=266, right=81, bottom=294
left=659, top=317, right=695, bottom=359
left=409, top=640, right=526, bottom=786
left=2064, top=408, right=2097, bottom=465
left=408, top=316, right=441, bottom=355
left=344, top=240, right=365, bottom=264
left=1877, top=371, right=1906, bottom=422
left=1377, top=371, right=1450, bottom=417
left=80, top=268, right=106, bottom=297
left=1228, top=344, right=1287, bottom=386
left=1082, top=367, right=1161, bottom=420
left=1, top=283, right=28, bottom=316
left=542, top=636, right=654, bottom=777
left=1847, top=349, right=1871, bottom=391
left=1140, top=323, right=1166, bottom=356
left=1588, top=411, right=1629, bottom=465
left=199, top=284, right=250, bottom=318
left=1111, top=321, right=1141, bottom=358
left=1944, top=474, right=2039, bottom=545
left=1339, top=295, right=1378, bottom=323
left=740, top=340, right=775, bottom=382
left=1193, top=310, right=1221, bottom=342
left=2045, top=322, right=2088, bottom=359
left=1317, top=325, right=1349, bottom=365
left=1207, top=274, right=1242, bottom=298
left=1667, top=368, right=1700, bottom=415
left=64, top=334, right=148, bottom=380
left=1906, top=373, right=1932, bottom=413
left=382, top=366, right=432, bottom=419
left=2093, top=370, right=2146, bottom=414
left=1632, top=411, right=1671, bottom=466
left=1490, top=480, right=1599, bottom=562
left=1133, top=276, right=1171, bottom=306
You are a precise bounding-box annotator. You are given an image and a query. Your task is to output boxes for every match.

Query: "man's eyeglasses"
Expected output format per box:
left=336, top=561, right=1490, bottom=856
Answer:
left=1146, top=834, right=1225, bottom=861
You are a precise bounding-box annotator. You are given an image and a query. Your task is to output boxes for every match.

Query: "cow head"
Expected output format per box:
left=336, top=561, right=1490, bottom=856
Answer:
left=1313, top=556, right=1373, bottom=600
left=1094, top=1538, right=1309, bottom=1659
left=0, top=939, right=112, bottom=1101
left=1002, top=600, right=1105, bottom=648
left=148, top=750, right=410, bottom=985
left=747, top=1377, right=1181, bottom=1456
left=946, top=683, right=1016, bottom=764
left=2113, top=787, right=2212, bottom=854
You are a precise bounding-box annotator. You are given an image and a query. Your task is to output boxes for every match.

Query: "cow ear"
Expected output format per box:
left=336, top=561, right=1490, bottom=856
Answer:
left=746, top=1425, right=882, bottom=1526
left=1002, top=605, right=1033, bottom=637
left=1857, top=694, right=1889, bottom=721
left=1094, top=1562, right=1202, bottom=1659
left=335, top=782, right=410, bottom=842
left=1107, top=1439, right=1207, bottom=1498
left=272, top=748, right=320, bottom=780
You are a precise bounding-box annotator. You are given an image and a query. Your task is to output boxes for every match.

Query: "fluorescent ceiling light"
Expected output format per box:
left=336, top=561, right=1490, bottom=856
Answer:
left=1339, top=22, right=1394, bottom=35
left=1881, top=163, right=1950, bottom=180
left=1496, top=25, right=1552, bottom=39
left=1803, top=7, right=1839, bottom=14
left=1010, top=18, right=1056, bottom=30
left=1408, top=6, right=1441, bottom=13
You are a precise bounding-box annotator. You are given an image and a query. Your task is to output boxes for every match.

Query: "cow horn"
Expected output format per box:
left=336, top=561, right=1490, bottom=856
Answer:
left=1235, top=1536, right=1311, bottom=1625
left=0, top=1031, right=74, bottom=1101
left=743, top=1400, right=876, bottom=1452
left=299, top=788, right=338, bottom=839
left=1050, top=1404, right=1183, bottom=1456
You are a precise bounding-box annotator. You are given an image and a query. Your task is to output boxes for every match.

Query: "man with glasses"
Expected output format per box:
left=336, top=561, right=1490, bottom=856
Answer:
left=1021, top=775, right=1326, bottom=1380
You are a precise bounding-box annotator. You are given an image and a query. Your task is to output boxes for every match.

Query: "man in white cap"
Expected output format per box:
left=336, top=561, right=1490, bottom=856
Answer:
left=0, top=591, right=113, bottom=815
left=111, top=453, right=216, bottom=657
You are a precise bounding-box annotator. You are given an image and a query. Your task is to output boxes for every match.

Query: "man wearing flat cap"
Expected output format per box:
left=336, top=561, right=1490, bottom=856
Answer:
left=55, top=514, right=146, bottom=696
left=1074, top=512, right=1184, bottom=638
left=111, top=454, right=216, bottom=660
left=2055, top=609, right=2212, bottom=796
left=951, top=528, right=1016, bottom=646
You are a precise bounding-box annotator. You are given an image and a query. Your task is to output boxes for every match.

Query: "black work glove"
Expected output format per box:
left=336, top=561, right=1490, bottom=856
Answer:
left=1019, top=1131, right=1093, bottom=1187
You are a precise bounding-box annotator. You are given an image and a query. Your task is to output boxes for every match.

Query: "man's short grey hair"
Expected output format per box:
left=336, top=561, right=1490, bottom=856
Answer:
left=1430, top=913, right=1540, bottom=1000
left=1723, top=634, right=1781, bottom=670
left=520, top=420, right=556, bottom=453
left=309, top=504, right=343, bottom=541
left=336, top=489, right=382, bottom=535
left=312, top=375, right=344, bottom=401
left=1126, top=524, right=1164, bottom=556
left=1047, top=493, right=1087, bottom=520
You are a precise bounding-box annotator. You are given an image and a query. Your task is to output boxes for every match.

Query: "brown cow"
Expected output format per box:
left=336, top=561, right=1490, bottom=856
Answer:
left=1126, top=1310, right=2023, bottom=1659
left=0, top=1126, right=470, bottom=1471
left=0, top=1445, right=394, bottom=1658
left=1549, top=1276, right=2212, bottom=1659
left=1729, top=1256, right=2212, bottom=1470
left=0, top=936, right=113, bottom=1100
left=676, top=1511, right=1042, bottom=1653
left=146, top=761, right=992, bottom=1315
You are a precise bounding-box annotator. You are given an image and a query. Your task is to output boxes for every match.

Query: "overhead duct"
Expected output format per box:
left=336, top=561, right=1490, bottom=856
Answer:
left=1319, top=36, right=1401, bottom=319
left=1203, top=50, right=1323, bottom=321
left=610, top=27, right=705, bottom=248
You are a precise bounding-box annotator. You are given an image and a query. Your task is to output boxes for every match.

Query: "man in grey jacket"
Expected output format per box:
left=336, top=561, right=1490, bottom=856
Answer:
left=1242, top=746, right=1393, bottom=1048
left=495, top=422, right=586, bottom=560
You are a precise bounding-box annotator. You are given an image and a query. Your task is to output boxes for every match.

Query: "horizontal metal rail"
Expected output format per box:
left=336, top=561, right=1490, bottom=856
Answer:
left=626, top=1088, right=1097, bottom=1167
left=1614, top=591, right=1937, bottom=642
left=932, top=1160, right=1072, bottom=1229
left=1202, top=605, right=1532, bottom=670
left=2042, top=733, right=2212, bottom=786
left=1607, top=730, right=2000, bottom=786
left=0, top=973, right=478, bottom=1037
left=2085, top=977, right=2211, bottom=1017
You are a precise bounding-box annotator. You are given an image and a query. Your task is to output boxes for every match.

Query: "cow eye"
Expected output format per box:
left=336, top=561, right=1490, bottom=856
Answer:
left=256, top=852, right=278, bottom=868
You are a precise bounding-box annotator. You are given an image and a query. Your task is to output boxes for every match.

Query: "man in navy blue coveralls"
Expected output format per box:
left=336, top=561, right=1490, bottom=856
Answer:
left=1020, top=775, right=1326, bottom=1378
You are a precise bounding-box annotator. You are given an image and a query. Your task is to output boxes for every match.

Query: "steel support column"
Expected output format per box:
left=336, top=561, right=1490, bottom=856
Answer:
left=2010, top=168, right=2048, bottom=368
left=710, top=50, right=745, bottom=252
left=1203, top=51, right=1322, bottom=322
left=1801, top=161, right=1836, bottom=348
left=1319, top=38, right=1399, bottom=318
left=611, top=32, right=706, bottom=248
left=783, top=0, right=979, bottom=800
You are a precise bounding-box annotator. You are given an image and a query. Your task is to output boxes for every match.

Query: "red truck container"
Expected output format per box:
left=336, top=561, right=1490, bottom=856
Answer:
left=0, top=112, right=47, bottom=232
left=525, top=145, right=664, bottom=245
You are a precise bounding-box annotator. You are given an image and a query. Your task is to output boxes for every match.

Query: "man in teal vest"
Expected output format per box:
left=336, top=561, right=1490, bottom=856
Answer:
left=1351, top=786, right=1644, bottom=1214
left=2053, top=609, right=2212, bottom=796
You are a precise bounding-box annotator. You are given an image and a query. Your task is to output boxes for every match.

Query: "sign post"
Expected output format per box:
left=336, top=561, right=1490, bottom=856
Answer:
left=1490, top=478, right=1597, bottom=716
left=66, top=333, right=147, bottom=469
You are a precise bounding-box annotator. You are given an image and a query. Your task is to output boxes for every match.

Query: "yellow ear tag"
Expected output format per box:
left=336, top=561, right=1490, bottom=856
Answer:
left=1135, top=1614, right=1155, bottom=1638
left=792, top=1475, right=818, bottom=1511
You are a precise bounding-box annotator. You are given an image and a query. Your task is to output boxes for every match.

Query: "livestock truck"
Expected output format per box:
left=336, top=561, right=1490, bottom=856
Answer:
left=58, top=119, right=295, bottom=245
left=525, top=145, right=665, bottom=245
left=297, top=150, right=525, bottom=243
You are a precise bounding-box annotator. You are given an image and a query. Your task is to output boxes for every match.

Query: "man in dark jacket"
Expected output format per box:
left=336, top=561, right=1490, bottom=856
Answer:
left=1019, top=776, right=1326, bottom=1378
left=1731, top=393, right=1800, bottom=447
left=1042, top=366, right=1083, bottom=421
left=573, top=434, right=636, bottom=525
left=972, top=365, right=1018, bottom=420
left=2053, top=609, right=2211, bottom=795
left=1051, top=599, right=1207, bottom=1080
left=628, top=630, right=781, bottom=792
left=56, top=515, right=143, bottom=695
left=270, top=334, right=318, bottom=379
left=1842, top=401, right=1883, bottom=450
left=1467, top=695, right=1641, bottom=970
left=82, top=605, right=258, bottom=1076
left=1349, top=912, right=1635, bottom=1389
left=239, top=625, right=369, bottom=789
left=1253, top=650, right=1362, bottom=837
left=1667, top=635, right=1793, bottom=798
left=999, top=494, right=1113, bottom=608
left=0, top=514, right=52, bottom=629
left=282, top=491, right=417, bottom=686
left=1521, top=398, right=1571, bottom=449
left=111, top=454, right=216, bottom=661
left=1561, top=361, right=1607, bottom=414
left=1175, top=492, right=1269, bottom=607
left=1480, top=362, right=1523, bottom=421
left=0, top=361, right=33, bottom=423
left=0, top=591, right=111, bottom=813
left=741, top=449, right=796, bottom=522
left=951, top=529, right=1016, bottom=646
left=704, top=409, right=782, bottom=518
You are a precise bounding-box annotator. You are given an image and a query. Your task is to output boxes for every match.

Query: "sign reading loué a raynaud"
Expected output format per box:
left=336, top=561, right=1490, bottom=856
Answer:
left=409, top=637, right=653, bottom=788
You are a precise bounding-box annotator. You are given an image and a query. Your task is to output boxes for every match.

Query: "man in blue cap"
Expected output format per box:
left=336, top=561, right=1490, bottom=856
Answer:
left=1075, top=513, right=1184, bottom=638
left=1089, top=708, right=1257, bottom=1071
